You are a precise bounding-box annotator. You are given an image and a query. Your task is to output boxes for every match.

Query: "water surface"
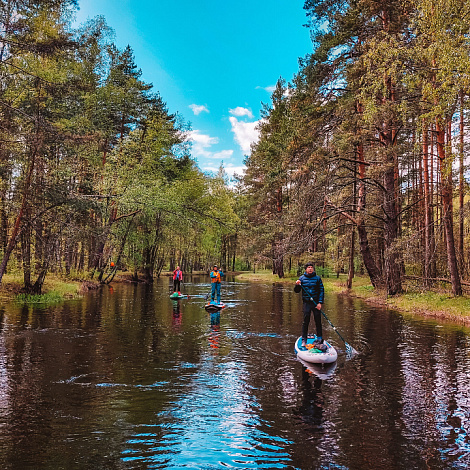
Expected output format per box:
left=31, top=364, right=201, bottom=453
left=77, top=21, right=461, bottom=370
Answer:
left=0, top=276, right=469, bottom=469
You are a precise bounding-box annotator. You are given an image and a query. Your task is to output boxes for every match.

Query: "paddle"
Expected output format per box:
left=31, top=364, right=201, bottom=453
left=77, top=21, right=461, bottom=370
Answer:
left=180, top=280, right=190, bottom=298
left=299, top=284, right=358, bottom=357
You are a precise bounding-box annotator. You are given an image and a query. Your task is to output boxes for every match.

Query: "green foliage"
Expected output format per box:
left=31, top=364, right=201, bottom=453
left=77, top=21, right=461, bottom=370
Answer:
left=15, top=292, right=63, bottom=305
left=0, top=1, right=242, bottom=289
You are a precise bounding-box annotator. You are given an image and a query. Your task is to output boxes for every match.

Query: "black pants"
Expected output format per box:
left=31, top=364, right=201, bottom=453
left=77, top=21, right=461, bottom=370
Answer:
left=302, top=302, right=322, bottom=340
left=173, top=279, right=181, bottom=292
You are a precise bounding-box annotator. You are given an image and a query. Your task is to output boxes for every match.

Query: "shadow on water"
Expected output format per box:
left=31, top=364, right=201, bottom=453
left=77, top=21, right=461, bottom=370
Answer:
left=0, top=276, right=469, bottom=469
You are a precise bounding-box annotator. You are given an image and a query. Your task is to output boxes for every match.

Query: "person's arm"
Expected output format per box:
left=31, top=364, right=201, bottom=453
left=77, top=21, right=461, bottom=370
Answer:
left=317, top=278, right=325, bottom=307
left=294, top=277, right=302, bottom=293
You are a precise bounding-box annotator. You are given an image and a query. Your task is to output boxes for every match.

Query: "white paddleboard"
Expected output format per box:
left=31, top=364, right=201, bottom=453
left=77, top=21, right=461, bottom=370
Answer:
left=295, top=336, right=337, bottom=364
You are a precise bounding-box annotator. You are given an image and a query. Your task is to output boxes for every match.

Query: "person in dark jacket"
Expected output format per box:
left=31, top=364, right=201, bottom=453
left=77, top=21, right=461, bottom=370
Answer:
left=294, top=262, right=325, bottom=348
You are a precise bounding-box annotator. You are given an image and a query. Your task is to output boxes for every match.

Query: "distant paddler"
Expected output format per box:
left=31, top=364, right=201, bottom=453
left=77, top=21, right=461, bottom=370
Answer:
left=209, top=264, right=224, bottom=304
left=173, top=266, right=183, bottom=295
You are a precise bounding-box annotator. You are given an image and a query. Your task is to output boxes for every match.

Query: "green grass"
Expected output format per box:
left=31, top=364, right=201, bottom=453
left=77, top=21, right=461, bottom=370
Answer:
left=392, top=291, right=470, bottom=317
left=43, top=278, right=82, bottom=299
left=0, top=272, right=83, bottom=304
left=235, top=270, right=470, bottom=322
left=235, top=270, right=297, bottom=283
left=15, top=292, right=63, bottom=305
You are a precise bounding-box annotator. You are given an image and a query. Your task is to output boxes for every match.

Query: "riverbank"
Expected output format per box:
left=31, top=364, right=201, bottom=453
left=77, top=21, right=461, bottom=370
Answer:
left=2, top=271, right=469, bottom=325
left=235, top=271, right=470, bottom=326
left=0, top=273, right=98, bottom=303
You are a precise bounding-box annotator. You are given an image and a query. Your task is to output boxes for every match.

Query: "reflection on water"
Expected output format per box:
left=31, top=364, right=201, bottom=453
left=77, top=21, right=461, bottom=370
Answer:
left=208, top=311, right=220, bottom=350
left=0, top=276, right=469, bottom=469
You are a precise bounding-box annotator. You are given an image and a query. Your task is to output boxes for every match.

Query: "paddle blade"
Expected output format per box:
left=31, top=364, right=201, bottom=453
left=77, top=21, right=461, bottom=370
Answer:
left=345, top=343, right=359, bottom=358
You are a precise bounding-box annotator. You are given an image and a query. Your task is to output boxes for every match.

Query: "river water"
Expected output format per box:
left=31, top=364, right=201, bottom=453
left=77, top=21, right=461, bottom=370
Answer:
left=0, top=275, right=469, bottom=469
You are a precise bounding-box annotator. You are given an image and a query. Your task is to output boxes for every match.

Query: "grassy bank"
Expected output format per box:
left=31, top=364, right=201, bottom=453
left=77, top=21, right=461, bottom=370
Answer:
left=2, top=270, right=469, bottom=325
left=0, top=273, right=94, bottom=304
left=235, top=271, right=470, bottom=325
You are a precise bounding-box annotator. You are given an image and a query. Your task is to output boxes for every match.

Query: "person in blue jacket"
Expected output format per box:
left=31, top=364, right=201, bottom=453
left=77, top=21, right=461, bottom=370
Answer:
left=294, top=262, right=324, bottom=348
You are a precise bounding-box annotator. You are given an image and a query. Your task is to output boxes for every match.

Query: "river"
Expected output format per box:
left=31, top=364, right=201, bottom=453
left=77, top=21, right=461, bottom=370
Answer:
left=0, top=275, right=469, bottom=469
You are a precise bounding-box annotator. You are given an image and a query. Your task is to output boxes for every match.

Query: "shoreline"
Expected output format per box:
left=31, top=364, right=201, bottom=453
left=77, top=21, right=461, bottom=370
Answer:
left=234, top=272, right=470, bottom=327
left=2, top=271, right=469, bottom=326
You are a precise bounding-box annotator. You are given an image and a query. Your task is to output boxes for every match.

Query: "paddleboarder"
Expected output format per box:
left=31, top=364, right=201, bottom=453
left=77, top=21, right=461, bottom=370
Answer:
left=295, top=262, right=324, bottom=348
left=173, top=266, right=183, bottom=295
left=210, top=264, right=224, bottom=304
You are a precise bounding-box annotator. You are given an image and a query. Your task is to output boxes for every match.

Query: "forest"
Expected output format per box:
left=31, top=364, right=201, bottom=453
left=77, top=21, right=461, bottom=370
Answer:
left=0, top=0, right=470, bottom=298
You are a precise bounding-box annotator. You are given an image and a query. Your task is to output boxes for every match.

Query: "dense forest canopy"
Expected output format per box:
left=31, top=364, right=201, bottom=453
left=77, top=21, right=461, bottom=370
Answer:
left=0, top=0, right=469, bottom=296
left=0, top=0, right=239, bottom=292
left=244, top=0, right=470, bottom=296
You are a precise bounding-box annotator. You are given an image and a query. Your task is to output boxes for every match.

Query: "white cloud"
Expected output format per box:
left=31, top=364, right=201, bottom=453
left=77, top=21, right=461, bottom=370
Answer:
left=189, top=130, right=217, bottom=147
left=189, top=104, right=209, bottom=115
left=224, top=163, right=246, bottom=177
left=229, top=106, right=254, bottom=119
left=202, top=163, right=246, bottom=182
left=209, top=149, right=234, bottom=160
left=229, top=117, right=260, bottom=154
left=188, top=130, right=233, bottom=161
left=256, top=85, right=276, bottom=93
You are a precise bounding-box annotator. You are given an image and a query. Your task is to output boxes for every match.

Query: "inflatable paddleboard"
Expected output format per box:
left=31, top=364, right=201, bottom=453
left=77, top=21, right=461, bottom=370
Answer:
left=204, top=302, right=225, bottom=313
left=170, top=292, right=185, bottom=299
left=295, top=336, right=337, bottom=364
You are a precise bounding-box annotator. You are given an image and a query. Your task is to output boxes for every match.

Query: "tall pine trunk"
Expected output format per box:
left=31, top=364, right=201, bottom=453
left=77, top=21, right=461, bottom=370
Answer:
left=459, top=91, right=465, bottom=275
left=355, top=113, right=382, bottom=288
left=436, top=118, right=462, bottom=296
left=272, top=188, right=284, bottom=278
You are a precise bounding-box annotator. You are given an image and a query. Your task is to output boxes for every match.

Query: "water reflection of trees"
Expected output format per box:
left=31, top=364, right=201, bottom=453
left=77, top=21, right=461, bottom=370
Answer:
left=1, top=281, right=470, bottom=468
left=293, top=366, right=324, bottom=431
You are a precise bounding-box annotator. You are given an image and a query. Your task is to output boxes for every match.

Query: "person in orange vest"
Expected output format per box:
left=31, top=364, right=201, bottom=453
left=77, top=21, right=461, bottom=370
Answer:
left=173, top=266, right=183, bottom=294
left=210, top=264, right=224, bottom=304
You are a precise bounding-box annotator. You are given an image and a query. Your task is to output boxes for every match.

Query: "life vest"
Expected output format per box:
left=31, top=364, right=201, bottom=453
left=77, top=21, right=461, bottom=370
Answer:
left=211, top=271, right=221, bottom=283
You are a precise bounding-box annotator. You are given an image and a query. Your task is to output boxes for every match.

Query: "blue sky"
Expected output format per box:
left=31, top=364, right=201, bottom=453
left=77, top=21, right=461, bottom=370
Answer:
left=74, top=1, right=313, bottom=179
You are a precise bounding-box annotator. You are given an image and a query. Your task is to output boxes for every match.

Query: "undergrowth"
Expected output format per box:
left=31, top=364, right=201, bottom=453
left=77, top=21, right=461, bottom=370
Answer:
left=15, top=292, right=64, bottom=305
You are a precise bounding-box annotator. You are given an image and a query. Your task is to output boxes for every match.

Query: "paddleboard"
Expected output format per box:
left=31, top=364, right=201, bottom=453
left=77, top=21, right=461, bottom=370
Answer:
left=170, top=293, right=185, bottom=299
left=204, top=302, right=225, bottom=313
left=295, top=336, right=337, bottom=364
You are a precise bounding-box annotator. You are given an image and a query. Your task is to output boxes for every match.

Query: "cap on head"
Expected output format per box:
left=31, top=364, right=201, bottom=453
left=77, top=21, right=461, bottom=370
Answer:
left=305, top=262, right=314, bottom=269
left=213, top=264, right=218, bottom=267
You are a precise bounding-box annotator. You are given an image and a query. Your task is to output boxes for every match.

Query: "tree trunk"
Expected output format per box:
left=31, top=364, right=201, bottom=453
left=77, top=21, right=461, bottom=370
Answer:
left=232, top=233, right=237, bottom=271
left=422, top=125, right=436, bottom=284
left=436, top=118, right=462, bottom=296
left=383, top=162, right=402, bottom=295
left=21, top=215, right=32, bottom=291
left=272, top=233, right=284, bottom=278
left=272, top=187, right=284, bottom=278
left=78, top=242, right=85, bottom=271
left=0, top=142, right=37, bottom=285
left=379, top=75, right=402, bottom=295
left=103, top=216, right=135, bottom=284
left=32, top=227, right=52, bottom=294
left=347, top=226, right=355, bottom=289
left=0, top=195, right=7, bottom=257
left=356, top=127, right=383, bottom=288
left=459, top=91, right=465, bottom=275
